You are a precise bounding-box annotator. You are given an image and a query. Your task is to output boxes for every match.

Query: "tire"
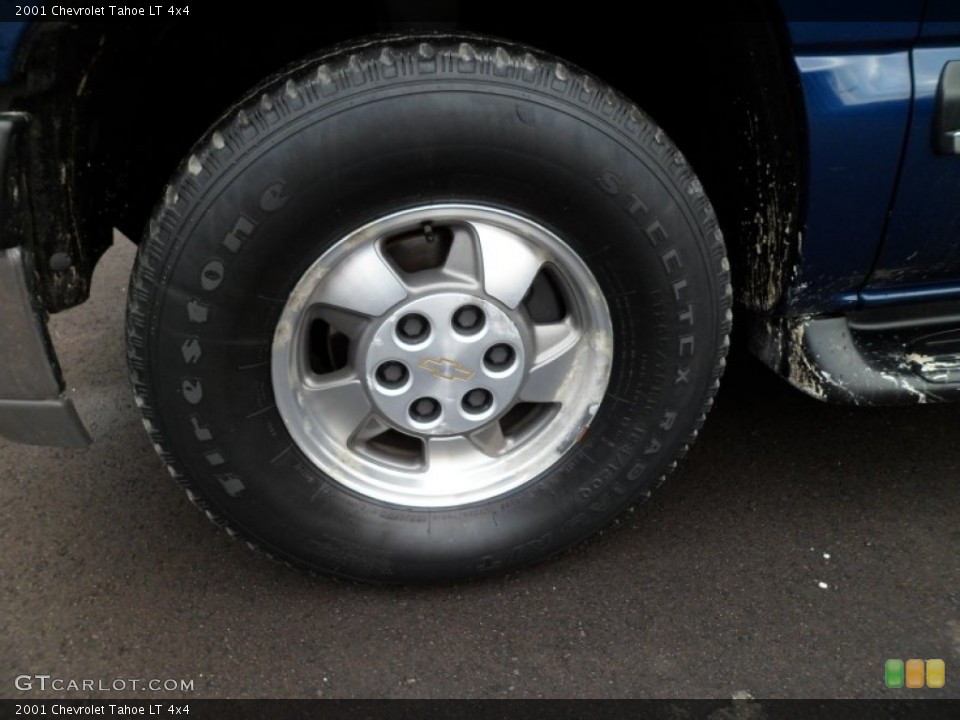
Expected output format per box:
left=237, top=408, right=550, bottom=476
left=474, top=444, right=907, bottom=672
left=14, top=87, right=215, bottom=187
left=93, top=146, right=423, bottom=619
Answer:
left=126, top=35, right=731, bottom=583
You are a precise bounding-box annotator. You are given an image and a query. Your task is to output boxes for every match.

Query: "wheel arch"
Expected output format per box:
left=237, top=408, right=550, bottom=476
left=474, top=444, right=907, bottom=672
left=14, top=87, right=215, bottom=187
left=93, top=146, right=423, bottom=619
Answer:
left=8, top=8, right=805, bottom=322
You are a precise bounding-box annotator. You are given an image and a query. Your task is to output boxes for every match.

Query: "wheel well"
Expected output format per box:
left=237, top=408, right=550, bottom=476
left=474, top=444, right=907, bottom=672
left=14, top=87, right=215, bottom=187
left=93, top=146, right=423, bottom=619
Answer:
left=10, top=9, right=802, bottom=316
left=481, top=15, right=804, bottom=315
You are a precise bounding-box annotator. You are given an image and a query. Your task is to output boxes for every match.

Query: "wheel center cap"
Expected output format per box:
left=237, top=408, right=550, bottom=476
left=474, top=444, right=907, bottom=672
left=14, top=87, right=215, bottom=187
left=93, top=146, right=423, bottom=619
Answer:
left=363, top=292, right=526, bottom=436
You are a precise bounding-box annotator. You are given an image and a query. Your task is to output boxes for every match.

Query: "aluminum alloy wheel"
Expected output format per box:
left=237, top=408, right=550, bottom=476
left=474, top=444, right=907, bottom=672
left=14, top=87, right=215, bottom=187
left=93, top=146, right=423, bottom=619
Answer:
left=271, top=204, right=613, bottom=507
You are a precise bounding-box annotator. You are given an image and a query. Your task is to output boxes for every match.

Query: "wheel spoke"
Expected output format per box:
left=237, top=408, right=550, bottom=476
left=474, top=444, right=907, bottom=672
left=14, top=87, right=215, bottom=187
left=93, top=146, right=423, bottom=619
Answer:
left=311, top=241, right=408, bottom=317
left=425, top=435, right=493, bottom=473
left=532, top=318, right=579, bottom=357
left=312, top=305, right=371, bottom=342
left=519, top=321, right=584, bottom=403
left=352, top=414, right=393, bottom=443
left=442, top=226, right=483, bottom=286
left=471, top=220, right=545, bottom=309
left=301, top=369, right=372, bottom=443
left=469, top=421, right=507, bottom=457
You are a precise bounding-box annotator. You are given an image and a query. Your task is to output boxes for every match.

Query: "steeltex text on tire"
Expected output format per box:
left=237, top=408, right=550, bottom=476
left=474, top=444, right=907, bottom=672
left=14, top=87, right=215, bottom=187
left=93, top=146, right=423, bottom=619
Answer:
left=126, top=36, right=731, bottom=582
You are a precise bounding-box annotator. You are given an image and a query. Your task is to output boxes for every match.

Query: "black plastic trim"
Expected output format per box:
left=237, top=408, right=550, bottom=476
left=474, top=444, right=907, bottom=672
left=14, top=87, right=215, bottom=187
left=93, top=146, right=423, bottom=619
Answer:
left=0, top=245, right=91, bottom=446
left=0, top=398, right=90, bottom=448
left=777, top=300, right=960, bottom=405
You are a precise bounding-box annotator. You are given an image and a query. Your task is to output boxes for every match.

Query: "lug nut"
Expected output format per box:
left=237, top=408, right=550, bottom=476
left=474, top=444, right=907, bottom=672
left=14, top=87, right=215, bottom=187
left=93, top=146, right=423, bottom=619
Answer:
left=410, top=396, right=441, bottom=423
left=375, top=361, right=409, bottom=389
left=397, top=313, right=430, bottom=343
left=453, top=304, right=485, bottom=335
left=484, top=343, right=516, bottom=371
left=461, top=388, right=493, bottom=414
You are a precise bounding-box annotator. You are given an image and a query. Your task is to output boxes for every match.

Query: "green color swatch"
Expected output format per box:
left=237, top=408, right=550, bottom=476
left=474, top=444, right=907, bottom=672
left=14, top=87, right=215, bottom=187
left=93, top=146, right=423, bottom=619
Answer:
left=886, top=659, right=905, bottom=688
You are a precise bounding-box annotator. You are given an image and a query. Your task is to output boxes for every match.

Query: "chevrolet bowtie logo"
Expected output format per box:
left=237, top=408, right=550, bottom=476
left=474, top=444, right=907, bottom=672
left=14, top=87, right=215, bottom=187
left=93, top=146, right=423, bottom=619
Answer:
left=418, top=357, right=476, bottom=381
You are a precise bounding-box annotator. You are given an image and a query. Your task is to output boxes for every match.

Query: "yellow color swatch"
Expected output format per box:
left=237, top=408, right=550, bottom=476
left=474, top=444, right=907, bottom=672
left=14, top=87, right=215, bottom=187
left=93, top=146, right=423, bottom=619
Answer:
left=926, top=659, right=945, bottom=689
left=905, top=659, right=925, bottom=688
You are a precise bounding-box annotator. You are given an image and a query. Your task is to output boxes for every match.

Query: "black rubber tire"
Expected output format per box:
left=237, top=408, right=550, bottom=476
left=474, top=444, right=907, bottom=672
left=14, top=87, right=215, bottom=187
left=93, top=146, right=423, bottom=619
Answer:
left=126, top=35, right=731, bottom=583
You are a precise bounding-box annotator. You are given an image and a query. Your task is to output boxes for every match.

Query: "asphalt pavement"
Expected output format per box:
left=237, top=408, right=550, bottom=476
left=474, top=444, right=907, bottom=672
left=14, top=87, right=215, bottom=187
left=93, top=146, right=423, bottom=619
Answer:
left=2, top=237, right=958, bottom=700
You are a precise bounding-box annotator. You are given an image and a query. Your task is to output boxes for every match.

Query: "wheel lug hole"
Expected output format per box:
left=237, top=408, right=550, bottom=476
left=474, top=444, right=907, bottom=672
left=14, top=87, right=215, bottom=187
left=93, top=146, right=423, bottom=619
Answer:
left=452, top=304, right=485, bottom=335
left=396, top=313, right=430, bottom=343
left=409, top=396, right=441, bottom=423
left=462, top=388, right=493, bottom=414
left=483, top=343, right=516, bottom=372
left=375, top=361, right=409, bottom=389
